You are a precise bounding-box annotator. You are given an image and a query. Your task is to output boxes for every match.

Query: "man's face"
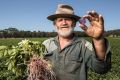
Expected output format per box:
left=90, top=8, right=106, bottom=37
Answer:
left=54, top=17, right=75, bottom=37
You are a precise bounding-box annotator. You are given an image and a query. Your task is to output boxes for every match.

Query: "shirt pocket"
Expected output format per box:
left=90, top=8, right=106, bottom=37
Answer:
left=64, top=56, right=83, bottom=73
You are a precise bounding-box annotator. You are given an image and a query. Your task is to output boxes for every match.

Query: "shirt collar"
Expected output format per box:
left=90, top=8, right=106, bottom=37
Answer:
left=53, top=34, right=82, bottom=45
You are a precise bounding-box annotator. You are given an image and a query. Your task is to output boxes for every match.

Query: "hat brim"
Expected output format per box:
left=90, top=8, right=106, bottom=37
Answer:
left=47, top=14, right=81, bottom=21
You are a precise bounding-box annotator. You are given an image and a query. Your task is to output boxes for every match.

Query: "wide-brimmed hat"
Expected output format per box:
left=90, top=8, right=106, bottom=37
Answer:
left=47, top=4, right=81, bottom=21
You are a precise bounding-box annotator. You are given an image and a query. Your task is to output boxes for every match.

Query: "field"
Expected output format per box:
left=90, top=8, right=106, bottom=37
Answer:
left=0, top=37, right=120, bottom=80
left=0, top=38, right=47, bottom=46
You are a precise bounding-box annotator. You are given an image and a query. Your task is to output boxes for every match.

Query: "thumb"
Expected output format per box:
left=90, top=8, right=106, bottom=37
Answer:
left=79, top=24, right=88, bottom=31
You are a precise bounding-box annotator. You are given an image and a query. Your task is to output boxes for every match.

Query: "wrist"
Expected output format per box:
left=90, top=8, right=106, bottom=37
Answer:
left=92, top=36, right=104, bottom=41
left=92, top=37, right=105, bottom=46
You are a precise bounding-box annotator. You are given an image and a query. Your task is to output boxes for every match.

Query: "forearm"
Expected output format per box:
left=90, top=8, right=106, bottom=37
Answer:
left=93, top=38, right=106, bottom=60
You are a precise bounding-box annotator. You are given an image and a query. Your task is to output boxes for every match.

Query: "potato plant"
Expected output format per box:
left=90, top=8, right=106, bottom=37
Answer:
left=0, top=39, right=56, bottom=80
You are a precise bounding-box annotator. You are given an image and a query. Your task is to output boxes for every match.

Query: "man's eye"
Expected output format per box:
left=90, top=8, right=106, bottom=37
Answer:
left=65, top=18, right=72, bottom=21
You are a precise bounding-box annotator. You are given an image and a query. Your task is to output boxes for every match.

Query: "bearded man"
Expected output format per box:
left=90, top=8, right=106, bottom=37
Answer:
left=42, top=4, right=111, bottom=80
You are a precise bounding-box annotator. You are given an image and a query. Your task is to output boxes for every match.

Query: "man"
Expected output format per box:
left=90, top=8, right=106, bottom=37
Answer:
left=43, top=4, right=111, bottom=80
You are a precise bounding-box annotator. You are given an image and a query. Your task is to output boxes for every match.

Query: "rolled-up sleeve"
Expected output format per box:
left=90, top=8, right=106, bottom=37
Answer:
left=85, top=38, right=111, bottom=74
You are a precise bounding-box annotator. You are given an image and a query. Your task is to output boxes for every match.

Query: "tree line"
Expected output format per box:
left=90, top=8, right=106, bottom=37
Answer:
left=0, top=27, right=120, bottom=38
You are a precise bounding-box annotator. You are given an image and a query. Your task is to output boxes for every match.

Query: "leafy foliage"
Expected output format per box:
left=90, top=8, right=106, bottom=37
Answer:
left=0, top=39, right=47, bottom=79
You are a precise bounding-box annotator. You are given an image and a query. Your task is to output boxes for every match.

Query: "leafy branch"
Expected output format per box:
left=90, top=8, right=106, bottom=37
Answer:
left=0, top=39, right=55, bottom=80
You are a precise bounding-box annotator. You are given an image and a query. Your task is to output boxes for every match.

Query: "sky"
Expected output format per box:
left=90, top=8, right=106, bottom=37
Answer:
left=0, top=0, right=120, bottom=32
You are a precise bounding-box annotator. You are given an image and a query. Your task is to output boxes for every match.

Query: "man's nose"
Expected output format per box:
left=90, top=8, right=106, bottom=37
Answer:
left=62, top=19, right=67, bottom=24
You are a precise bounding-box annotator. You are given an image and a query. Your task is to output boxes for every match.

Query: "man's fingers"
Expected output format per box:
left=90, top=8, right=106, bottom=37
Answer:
left=83, top=15, right=92, bottom=22
left=83, top=10, right=100, bottom=23
left=99, top=14, right=104, bottom=25
left=90, top=10, right=99, bottom=19
left=87, top=10, right=99, bottom=22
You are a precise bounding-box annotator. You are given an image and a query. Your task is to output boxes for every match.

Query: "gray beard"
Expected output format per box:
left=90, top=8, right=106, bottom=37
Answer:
left=55, top=27, right=74, bottom=38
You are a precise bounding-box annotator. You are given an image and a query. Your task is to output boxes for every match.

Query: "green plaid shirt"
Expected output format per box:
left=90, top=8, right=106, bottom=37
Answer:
left=43, top=37, right=111, bottom=80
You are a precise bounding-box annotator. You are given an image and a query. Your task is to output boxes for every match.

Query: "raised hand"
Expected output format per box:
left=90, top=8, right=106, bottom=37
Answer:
left=80, top=10, right=104, bottom=40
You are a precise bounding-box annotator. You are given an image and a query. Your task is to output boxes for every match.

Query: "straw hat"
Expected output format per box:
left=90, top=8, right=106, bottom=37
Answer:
left=47, top=4, right=81, bottom=21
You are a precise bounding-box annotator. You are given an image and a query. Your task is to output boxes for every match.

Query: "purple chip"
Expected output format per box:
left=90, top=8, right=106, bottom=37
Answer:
left=79, top=17, right=86, bottom=25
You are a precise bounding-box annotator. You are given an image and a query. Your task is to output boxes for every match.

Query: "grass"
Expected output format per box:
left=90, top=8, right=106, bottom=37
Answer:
left=0, top=38, right=47, bottom=46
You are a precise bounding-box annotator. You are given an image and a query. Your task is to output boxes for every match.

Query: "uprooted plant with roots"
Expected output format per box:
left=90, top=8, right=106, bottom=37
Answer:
left=27, top=54, right=56, bottom=80
left=0, top=39, right=56, bottom=80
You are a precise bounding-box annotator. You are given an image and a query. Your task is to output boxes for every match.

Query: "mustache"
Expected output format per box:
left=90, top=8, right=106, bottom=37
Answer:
left=61, top=25, right=69, bottom=28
